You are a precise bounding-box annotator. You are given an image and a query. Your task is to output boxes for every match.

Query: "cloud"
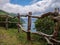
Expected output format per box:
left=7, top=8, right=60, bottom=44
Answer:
left=0, top=0, right=9, bottom=9
left=0, top=0, right=60, bottom=15
left=51, top=2, right=60, bottom=8
left=0, top=0, right=9, bottom=4
left=29, top=0, right=38, bottom=4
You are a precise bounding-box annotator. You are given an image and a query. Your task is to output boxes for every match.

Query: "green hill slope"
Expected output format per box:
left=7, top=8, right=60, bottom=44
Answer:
left=0, top=10, right=25, bottom=28
left=0, top=10, right=8, bottom=15
left=0, top=27, right=47, bottom=45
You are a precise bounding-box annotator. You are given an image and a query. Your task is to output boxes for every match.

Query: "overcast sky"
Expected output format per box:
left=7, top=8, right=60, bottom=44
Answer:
left=0, top=0, right=60, bottom=15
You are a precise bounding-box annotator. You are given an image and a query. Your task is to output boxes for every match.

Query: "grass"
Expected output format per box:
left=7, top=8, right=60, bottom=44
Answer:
left=0, top=27, right=47, bottom=45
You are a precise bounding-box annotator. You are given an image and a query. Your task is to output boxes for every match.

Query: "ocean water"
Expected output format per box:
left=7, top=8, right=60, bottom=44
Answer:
left=23, top=18, right=37, bottom=32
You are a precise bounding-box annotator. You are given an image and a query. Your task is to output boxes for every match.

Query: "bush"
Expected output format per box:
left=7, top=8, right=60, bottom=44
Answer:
left=34, top=15, right=60, bottom=44
left=0, top=16, right=24, bottom=28
left=35, top=16, right=55, bottom=35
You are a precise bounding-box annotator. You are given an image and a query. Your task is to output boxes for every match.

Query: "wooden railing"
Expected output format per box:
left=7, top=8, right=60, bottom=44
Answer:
left=16, top=12, right=60, bottom=45
left=0, top=11, right=60, bottom=45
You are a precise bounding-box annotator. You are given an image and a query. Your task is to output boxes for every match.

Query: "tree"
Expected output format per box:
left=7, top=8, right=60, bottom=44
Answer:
left=34, top=14, right=60, bottom=44
left=35, top=16, right=55, bottom=34
left=8, top=17, right=24, bottom=28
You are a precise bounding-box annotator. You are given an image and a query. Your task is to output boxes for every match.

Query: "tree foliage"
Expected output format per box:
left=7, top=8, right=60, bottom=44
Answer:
left=0, top=10, right=25, bottom=28
left=35, top=16, right=55, bottom=35
left=8, top=17, right=24, bottom=28
left=0, top=17, right=24, bottom=28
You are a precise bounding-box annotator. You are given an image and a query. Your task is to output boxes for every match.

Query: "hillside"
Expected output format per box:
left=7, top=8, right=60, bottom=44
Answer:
left=0, top=27, right=47, bottom=45
left=0, top=10, right=16, bottom=16
left=0, top=10, right=25, bottom=23
left=0, top=10, right=8, bottom=15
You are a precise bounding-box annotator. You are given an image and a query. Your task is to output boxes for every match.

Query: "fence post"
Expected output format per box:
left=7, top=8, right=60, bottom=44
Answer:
left=27, top=12, right=32, bottom=41
left=53, top=22, right=59, bottom=39
left=17, top=13, right=20, bottom=32
left=5, top=16, right=8, bottom=30
left=52, top=8, right=59, bottom=44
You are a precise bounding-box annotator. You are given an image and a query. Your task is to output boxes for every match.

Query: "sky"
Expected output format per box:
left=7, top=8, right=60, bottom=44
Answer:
left=10, top=0, right=41, bottom=6
left=0, top=0, right=60, bottom=16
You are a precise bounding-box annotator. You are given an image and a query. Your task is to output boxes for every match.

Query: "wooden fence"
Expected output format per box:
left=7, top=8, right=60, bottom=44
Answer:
left=17, top=11, right=60, bottom=45
left=0, top=9, right=60, bottom=45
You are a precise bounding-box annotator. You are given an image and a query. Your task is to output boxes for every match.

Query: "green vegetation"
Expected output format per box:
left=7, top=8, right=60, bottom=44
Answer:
left=0, top=10, right=25, bottom=28
left=0, top=10, right=60, bottom=45
left=35, top=16, right=60, bottom=40
left=0, top=10, right=8, bottom=15
left=0, top=27, right=47, bottom=45
left=35, top=16, right=55, bottom=35
left=0, top=10, right=48, bottom=45
left=8, top=17, right=24, bottom=28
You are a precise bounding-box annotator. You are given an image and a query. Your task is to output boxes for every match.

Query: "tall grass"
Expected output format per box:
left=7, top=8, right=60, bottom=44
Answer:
left=0, top=27, right=48, bottom=45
